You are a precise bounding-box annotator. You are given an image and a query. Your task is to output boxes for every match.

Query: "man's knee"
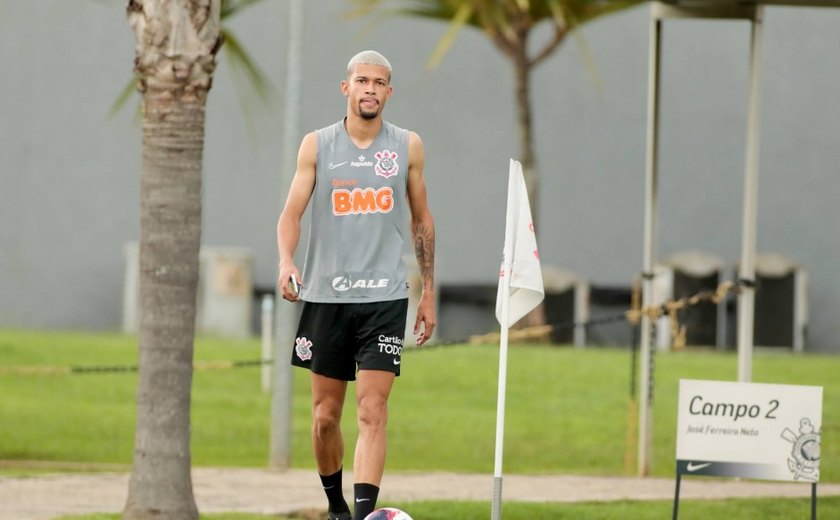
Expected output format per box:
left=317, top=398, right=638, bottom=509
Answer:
left=357, top=396, right=388, bottom=431
left=313, top=401, right=342, bottom=439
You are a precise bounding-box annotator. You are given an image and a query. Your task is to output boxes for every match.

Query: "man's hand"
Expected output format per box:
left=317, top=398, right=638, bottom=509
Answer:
left=413, top=291, right=436, bottom=346
left=278, top=263, right=302, bottom=302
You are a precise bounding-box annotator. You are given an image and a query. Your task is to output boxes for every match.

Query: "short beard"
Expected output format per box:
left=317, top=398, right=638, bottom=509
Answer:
left=359, top=103, right=379, bottom=120
left=359, top=109, right=378, bottom=120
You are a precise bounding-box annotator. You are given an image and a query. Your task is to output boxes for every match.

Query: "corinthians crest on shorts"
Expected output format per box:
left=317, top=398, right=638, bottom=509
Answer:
left=295, top=336, right=313, bottom=361
left=374, top=149, right=399, bottom=178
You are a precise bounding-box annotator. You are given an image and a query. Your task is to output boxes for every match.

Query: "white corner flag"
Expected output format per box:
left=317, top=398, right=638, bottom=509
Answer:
left=491, top=159, right=544, bottom=520
left=495, top=159, right=545, bottom=327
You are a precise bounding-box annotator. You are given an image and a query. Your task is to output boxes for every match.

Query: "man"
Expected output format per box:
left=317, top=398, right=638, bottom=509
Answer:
left=276, top=50, right=436, bottom=520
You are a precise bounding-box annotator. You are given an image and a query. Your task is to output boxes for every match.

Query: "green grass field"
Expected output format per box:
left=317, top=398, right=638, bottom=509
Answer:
left=56, top=496, right=840, bottom=519
left=1, top=329, right=838, bottom=481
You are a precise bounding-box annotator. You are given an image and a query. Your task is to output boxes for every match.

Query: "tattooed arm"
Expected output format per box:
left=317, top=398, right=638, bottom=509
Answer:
left=406, top=131, right=436, bottom=346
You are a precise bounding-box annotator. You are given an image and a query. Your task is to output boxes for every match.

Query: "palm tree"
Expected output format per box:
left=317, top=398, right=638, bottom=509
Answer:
left=350, top=0, right=643, bottom=326
left=122, top=1, right=275, bottom=516
left=352, top=0, right=641, bottom=225
left=123, top=1, right=222, bottom=518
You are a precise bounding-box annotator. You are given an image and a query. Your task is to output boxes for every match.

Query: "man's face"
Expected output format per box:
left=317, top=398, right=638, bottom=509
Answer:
left=342, top=63, right=392, bottom=120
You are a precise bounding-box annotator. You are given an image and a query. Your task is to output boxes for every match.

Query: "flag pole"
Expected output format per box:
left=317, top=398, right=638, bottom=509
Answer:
left=491, top=163, right=518, bottom=520
left=491, top=263, right=512, bottom=520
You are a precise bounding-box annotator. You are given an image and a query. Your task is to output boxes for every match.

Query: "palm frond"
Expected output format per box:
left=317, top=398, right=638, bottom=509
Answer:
left=574, top=0, right=646, bottom=25
left=221, top=0, right=272, bottom=19
left=222, top=29, right=274, bottom=100
left=426, top=3, right=473, bottom=69
left=545, top=0, right=569, bottom=29
left=567, top=9, right=603, bottom=91
left=346, top=0, right=482, bottom=28
left=108, top=75, right=140, bottom=118
left=220, top=28, right=275, bottom=138
left=350, top=0, right=644, bottom=29
left=221, top=28, right=274, bottom=104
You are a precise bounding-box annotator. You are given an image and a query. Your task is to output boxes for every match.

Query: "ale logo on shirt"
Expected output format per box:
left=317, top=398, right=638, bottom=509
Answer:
left=330, top=272, right=391, bottom=293
left=374, top=149, right=399, bottom=178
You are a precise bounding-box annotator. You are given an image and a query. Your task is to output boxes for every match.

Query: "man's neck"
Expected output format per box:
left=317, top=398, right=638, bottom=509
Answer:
left=344, top=114, right=383, bottom=149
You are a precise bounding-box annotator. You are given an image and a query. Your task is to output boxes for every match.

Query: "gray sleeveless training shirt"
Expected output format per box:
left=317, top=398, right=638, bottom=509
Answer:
left=299, top=119, right=410, bottom=303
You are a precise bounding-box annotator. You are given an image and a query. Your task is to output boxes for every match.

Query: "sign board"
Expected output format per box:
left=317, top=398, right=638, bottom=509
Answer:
left=676, top=379, right=822, bottom=482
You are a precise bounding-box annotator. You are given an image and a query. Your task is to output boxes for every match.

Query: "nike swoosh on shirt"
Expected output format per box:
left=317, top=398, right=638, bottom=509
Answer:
left=686, top=462, right=711, bottom=472
left=328, top=161, right=348, bottom=169
left=393, top=359, right=401, bottom=365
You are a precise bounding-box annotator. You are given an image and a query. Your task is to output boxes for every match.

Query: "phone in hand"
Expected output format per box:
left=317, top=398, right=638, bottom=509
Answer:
left=289, top=274, right=300, bottom=296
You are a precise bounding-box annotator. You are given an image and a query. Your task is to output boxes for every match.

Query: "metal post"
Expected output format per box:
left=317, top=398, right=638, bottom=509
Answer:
left=672, top=472, right=682, bottom=520
left=573, top=282, right=589, bottom=348
left=269, top=0, right=303, bottom=470
left=716, top=271, right=727, bottom=351
left=639, top=6, right=662, bottom=478
left=261, top=294, right=274, bottom=393
left=793, top=269, right=807, bottom=353
left=737, top=6, right=764, bottom=383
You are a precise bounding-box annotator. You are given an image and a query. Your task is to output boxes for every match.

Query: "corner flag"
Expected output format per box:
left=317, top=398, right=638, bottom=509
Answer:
left=495, top=159, right=544, bottom=327
left=491, top=159, right=545, bottom=520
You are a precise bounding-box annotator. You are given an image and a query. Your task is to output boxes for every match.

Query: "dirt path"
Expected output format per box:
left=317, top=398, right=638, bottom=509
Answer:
left=1, top=468, right=837, bottom=520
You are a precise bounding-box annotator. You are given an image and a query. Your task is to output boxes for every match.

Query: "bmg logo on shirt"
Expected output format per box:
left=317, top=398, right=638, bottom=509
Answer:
left=332, top=187, right=393, bottom=215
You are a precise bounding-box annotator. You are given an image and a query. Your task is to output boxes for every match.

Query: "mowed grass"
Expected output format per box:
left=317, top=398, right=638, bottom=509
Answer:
left=1, top=329, right=838, bottom=481
left=56, top=496, right=840, bottom=520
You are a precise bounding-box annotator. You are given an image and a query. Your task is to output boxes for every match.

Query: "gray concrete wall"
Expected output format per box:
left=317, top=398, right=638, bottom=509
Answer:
left=1, top=2, right=837, bottom=350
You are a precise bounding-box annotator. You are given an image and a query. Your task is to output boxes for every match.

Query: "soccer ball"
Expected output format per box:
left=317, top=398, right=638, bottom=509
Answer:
left=363, top=507, right=413, bottom=520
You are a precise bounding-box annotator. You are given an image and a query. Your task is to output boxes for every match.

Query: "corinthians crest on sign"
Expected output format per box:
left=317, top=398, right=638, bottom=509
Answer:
left=782, top=417, right=820, bottom=482
left=374, top=149, right=399, bottom=178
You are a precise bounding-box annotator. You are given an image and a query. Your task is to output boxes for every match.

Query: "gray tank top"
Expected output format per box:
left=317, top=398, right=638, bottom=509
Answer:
left=300, top=119, right=410, bottom=303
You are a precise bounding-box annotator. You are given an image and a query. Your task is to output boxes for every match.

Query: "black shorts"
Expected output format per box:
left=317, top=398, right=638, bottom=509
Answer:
left=291, top=299, right=408, bottom=381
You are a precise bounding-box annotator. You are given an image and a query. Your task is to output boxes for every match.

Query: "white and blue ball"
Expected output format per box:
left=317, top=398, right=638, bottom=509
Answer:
left=363, top=507, right=413, bottom=520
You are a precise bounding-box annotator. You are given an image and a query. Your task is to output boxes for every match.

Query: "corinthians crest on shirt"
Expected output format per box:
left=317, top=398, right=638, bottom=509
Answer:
left=374, top=149, right=399, bottom=178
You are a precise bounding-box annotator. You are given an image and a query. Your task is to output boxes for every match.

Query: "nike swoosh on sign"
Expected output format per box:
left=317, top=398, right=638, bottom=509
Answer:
left=329, top=161, right=348, bottom=169
left=686, top=462, right=711, bottom=472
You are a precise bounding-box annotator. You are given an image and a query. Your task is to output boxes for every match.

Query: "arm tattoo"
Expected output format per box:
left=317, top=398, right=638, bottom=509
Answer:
left=412, top=223, right=435, bottom=289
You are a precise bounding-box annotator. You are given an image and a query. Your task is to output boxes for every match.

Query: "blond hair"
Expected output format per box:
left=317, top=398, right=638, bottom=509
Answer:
left=347, top=50, right=392, bottom=80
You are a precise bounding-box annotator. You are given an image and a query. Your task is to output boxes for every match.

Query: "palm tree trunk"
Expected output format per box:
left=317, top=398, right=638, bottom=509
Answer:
left=123, top=87, right=205, bottom=520
left=124, top=1, right=221, bottom=518
left=513, top=51, right=547, bottom=330
left=513, top=53, right=538, bottom=222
